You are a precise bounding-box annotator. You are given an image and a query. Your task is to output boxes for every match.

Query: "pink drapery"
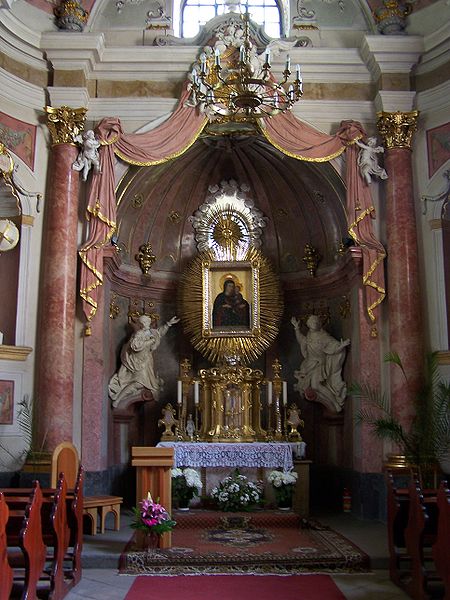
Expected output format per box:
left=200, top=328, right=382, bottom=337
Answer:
left=79, top=87, right=208, bottom=333
left=260, top=114, right=386, bottom=336
left=80, top=91, right=386, bottom=336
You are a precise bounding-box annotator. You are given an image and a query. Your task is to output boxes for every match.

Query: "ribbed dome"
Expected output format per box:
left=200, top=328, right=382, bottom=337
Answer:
left=115, top=135, right=348, bottom=280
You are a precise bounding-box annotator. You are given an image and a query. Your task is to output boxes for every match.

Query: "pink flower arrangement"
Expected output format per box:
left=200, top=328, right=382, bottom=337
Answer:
left=131, top=492, right=176, bottom=535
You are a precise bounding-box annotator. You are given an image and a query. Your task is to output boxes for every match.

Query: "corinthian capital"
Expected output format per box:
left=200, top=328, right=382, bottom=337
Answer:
left=376, top=110, right=419, bottom=150
left=45, top=105, right=87, bottom=145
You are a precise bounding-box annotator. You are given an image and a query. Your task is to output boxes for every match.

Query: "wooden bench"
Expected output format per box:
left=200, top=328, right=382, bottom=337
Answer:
left=83, top=495, right=123, bottom=535
left=5, top=481, right=47, bottom=600
left=432, top=481, right=450, bottom=600
left=404, top=480, right=441, bottom=600
left=0, top=492, right=13, bottom=600
left=4, top=475, right=70, bottom=600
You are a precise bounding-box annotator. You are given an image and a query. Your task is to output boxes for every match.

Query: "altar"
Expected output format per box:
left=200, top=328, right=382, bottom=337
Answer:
left=157, top=441, right=303, bottom=471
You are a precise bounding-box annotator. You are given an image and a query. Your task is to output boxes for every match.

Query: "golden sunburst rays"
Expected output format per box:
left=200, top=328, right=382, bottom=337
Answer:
left=179, top=247, right=283, bottom=365
left=212, top=211, right=243, bottom=249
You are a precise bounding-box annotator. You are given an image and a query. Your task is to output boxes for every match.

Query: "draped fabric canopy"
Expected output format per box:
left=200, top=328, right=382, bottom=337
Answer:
left=79, top=91, right=385, bottom=336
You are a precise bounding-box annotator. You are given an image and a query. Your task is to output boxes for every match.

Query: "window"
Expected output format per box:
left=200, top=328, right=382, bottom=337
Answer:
left=181, top=0, right=282, bottom=39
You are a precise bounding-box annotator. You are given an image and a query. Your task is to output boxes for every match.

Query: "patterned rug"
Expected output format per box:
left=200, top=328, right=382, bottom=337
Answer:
left=119, top=511, right=370, bottom=575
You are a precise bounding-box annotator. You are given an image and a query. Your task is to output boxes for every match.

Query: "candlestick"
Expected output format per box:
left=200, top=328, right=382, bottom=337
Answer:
left=194, top=381, right=199, bottom=405
left=265, top=48, right=271, bottom=64
left=267, top=381, right=273, bottom=405
left=283, top=381, right=287, bottom=406
left=215, top=47, right=221, bottom=66
left=177, top=380, right=182, bottom=405
left=240, top=45, right=245, bottom=63
left=285, top=54, right=291, bottom=71
left=296, top=64, right=301, bottom=81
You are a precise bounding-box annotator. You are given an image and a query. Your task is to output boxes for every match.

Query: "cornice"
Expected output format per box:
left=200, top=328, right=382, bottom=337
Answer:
left=0, top=345, right=33, bottom=361
left=47, top=86, right=90, bottom=109
left=0, top=67, right=46, bottom=109
left=416, top=23, right=450, bottom=75
left=416, top=79, right=450, bottom=113
left=360, top=35, right=424, bottom=80
left=41, top=40, right=372, bottom=84
left=0, top=9, right=46, bottom=71
left=88, top=97, right=177, bottom=122
left=374, top=91, right=417, bottom=113
left=41, top=32, right=105, bottom=78
left=292, top=100, right=375, bottom=125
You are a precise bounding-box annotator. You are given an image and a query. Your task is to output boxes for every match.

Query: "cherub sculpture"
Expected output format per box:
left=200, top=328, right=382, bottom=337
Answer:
left=355, top=137, right=388, bottom=185
left=72, top=130, right=101, bottom=182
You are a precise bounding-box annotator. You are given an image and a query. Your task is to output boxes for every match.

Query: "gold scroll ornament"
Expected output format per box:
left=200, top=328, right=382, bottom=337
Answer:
left=376, top=110, right=419, bottom=150
left=45, top=106, right=87, bottom=146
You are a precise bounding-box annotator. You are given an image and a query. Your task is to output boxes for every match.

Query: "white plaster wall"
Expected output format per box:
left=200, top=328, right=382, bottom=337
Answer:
left=0, top=90, right=48, bottom=471
left=415, top=80, right=450, bottom=353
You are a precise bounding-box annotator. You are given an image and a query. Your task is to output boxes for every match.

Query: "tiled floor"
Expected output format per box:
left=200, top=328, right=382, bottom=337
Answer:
left=65, top=511, right=410, bottom=599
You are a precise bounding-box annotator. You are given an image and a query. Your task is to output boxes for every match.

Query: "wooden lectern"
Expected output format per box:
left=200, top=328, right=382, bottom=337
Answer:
left=131, top=446, right=174, bottom=549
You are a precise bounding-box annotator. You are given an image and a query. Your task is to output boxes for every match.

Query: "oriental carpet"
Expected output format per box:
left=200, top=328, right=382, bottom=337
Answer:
left=119, top=511, right=369, bottom=576
left=124, top=574, right=346, bottom=600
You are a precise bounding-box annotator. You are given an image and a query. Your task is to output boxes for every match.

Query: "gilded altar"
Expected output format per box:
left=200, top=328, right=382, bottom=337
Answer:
left=198, top=363, right=265, bottom=442
left=159, top=181, right=304, bottom=444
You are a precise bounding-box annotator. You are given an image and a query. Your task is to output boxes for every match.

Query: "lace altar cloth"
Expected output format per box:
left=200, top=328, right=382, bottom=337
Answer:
left=157, top=442, right=295, bottom=471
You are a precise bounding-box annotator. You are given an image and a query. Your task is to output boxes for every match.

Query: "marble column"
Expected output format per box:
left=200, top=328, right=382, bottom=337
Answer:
left=36, top=106, right=87, bottom=451
left=377, top=110, right=423, bottom=426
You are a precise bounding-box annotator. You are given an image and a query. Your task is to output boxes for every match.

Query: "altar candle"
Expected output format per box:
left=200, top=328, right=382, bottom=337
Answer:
left=177, top=380, right=182, bottom=405
left=267, top=381, right=273, bottom=405
left=282, top=381, right=288, bottom=406
left=285, top=54, right=291, bottom=72
left=194, top=381, right=200, bottom=405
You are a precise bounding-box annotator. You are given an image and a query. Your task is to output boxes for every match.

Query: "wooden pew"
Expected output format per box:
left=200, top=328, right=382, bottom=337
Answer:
left=6, top=481, right=47, bottom=600
left=404, top=480, right=441, bottom=600
left=386, top=473, right=410, bottom=587
left=65, top=465, right=84, bottom=586
left=2, top=466, right=84, bottom=598
left=432, top=480, right=450, bottom=600
left=0, top=492, right=13, bottom=600
left=4, top=475, right=69, bottom=599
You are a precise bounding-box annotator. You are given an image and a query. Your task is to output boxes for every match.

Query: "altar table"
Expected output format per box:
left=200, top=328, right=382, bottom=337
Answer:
left=157, top=442, right=296, bottom=471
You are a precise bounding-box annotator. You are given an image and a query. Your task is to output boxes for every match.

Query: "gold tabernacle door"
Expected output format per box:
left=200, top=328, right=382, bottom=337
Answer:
left=198, top=363, right=266, bottom=443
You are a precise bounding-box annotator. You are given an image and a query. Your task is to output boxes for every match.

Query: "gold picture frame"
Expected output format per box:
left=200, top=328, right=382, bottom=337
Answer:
left=180, top=247, right=283, bottom=364
left=203, top=260, right=259, bottom=338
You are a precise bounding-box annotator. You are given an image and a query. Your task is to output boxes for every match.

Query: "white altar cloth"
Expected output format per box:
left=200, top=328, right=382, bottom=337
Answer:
left=157, top=442, right=295, bottom=471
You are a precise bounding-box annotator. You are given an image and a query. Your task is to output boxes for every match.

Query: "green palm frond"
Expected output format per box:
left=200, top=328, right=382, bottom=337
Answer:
left=356, top=351, right=450, bottom=467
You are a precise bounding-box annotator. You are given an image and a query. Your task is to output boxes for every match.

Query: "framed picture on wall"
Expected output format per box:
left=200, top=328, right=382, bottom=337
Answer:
left=202, top=260, right=260, bottom=338
left=0, top=379, right=14, bottom=424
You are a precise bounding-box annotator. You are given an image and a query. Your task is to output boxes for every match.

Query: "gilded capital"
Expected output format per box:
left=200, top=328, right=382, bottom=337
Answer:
left=376, top=110, right=419, bottom=150
left=45, top=105, right=87, bottom=146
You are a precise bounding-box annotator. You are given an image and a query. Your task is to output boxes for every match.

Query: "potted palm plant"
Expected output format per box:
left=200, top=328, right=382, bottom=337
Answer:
left=353, top=351, right=450, bottom=483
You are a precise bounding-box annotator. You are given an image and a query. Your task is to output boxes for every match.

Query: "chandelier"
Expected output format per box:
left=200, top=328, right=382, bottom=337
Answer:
left=189, top=13, right=303, bottom=122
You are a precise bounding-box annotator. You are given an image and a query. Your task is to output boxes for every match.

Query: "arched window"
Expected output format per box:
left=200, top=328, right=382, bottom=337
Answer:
left=181, top=0, right=282, bottom=39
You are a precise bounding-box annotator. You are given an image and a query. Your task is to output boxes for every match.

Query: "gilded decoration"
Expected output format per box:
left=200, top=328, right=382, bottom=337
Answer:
left=180, top=182, right=282, bottom=364
left=302, top=243, right=321, bottom=277
left=376, top=111, right=419, bottom=150
left=44, top=106, right=87, bottom=146
left=135, top=242, right=156, bottom=275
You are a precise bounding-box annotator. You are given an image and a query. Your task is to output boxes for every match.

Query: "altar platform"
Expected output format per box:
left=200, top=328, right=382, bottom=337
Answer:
left=157, top=441, right=310, bottom=514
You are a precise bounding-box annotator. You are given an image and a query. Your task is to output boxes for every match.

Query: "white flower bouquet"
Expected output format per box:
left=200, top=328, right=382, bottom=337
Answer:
left=267, top=470, right=298, bottom=508
left=171, top=467, right=203, bottom=508
left=211, top=469, right=262, bottom=512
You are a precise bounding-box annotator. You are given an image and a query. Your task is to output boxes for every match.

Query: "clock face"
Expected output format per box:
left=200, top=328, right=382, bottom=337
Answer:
left=0, top=219, right=20, bottom=252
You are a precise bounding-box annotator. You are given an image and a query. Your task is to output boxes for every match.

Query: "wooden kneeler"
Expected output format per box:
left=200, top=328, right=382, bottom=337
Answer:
left=131, top=447, right=174, bottom=549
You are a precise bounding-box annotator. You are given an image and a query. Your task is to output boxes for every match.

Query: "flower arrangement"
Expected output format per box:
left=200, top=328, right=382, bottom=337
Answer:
left=211, top=469, right=262, bottom=512
left=267, top=470, right=298, bottom=508
left=171, top=467, right=203, bottom=508
left=131, top=492, right=176, bottom=536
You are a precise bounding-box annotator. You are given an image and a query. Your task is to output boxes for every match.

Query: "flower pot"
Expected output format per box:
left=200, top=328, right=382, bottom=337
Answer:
left=135, top=529, right=160, bottom=550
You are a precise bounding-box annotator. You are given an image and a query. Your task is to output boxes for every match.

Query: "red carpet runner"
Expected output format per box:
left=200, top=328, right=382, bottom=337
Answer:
left=125, top=574, right=346, bottom=600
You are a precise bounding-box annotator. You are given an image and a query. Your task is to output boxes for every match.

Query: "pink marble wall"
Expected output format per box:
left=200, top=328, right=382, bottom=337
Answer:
left=36, top=144, right=79, bottom=450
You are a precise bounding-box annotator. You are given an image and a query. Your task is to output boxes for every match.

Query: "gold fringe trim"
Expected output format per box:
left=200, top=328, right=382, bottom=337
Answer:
left=113, top=118, right=208, bottom=166
left=348, top=205, right=386, bottom=326
left=259, top=126, right=347, bottom=163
